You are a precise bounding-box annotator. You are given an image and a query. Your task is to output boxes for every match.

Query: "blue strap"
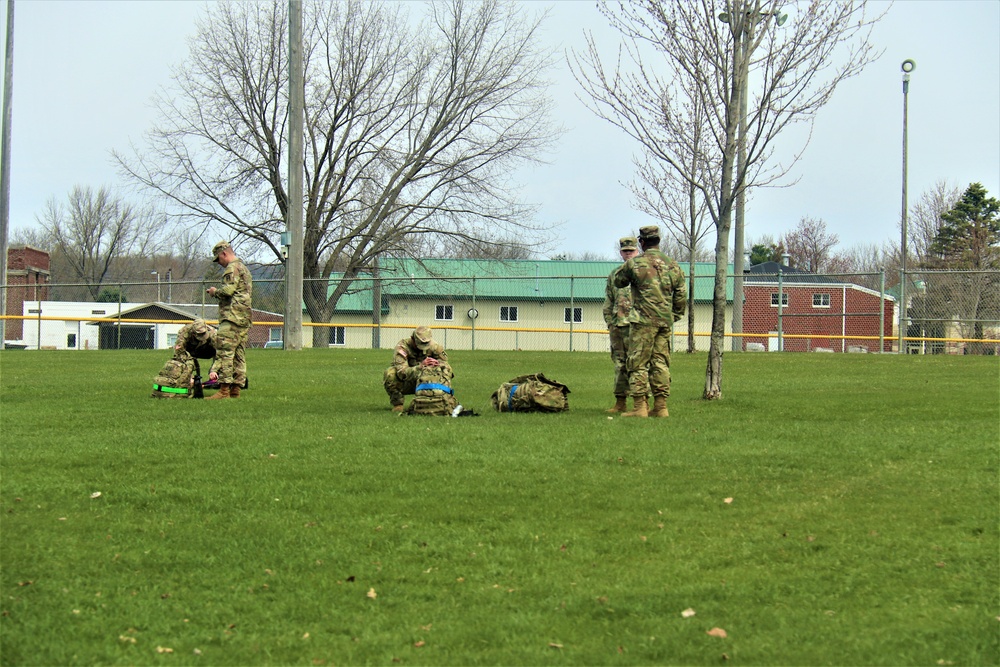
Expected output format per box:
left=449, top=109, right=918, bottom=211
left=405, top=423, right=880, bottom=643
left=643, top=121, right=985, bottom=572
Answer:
left=507, top=384, right=519, bottom=412
left=415, top=383, right=453, bottom=394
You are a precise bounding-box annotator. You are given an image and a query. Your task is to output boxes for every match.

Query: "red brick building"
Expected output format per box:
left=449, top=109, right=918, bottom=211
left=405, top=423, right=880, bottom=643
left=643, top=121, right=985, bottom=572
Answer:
left=4, top=246, right=51, bottom=342
left=741, top=262, right=896, bottom=353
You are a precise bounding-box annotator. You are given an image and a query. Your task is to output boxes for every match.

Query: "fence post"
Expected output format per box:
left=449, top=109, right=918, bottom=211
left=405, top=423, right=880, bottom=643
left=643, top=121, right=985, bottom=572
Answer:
left=471, top=277, right=476, bottom=352
left=898, top=268, right=905, bottom=354
left=777, top=268, right=783, bottom=352
left=879, top=268, right=885, bottom=353
left=116, top=284, right=123, bottom=349
left=569, top=276, right=574, bottom=352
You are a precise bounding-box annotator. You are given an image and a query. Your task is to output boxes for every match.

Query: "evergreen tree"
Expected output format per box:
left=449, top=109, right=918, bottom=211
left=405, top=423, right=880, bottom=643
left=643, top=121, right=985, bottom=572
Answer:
left=929, top=182, right=1000, bottom=269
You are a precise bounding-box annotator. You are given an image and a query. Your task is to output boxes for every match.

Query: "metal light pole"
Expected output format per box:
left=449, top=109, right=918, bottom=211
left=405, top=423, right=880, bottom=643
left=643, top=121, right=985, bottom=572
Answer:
left=719, top=7, right=787, bottom=352
left=150, top=270, right=160, bottom=302
left=899, top=58, right=915, bottom=354
left=284, top=0, right=304, bottom=350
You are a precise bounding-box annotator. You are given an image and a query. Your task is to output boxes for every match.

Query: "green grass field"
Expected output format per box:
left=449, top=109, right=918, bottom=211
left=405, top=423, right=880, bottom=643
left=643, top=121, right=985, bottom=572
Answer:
left=1, top=349, right=997, bottom=666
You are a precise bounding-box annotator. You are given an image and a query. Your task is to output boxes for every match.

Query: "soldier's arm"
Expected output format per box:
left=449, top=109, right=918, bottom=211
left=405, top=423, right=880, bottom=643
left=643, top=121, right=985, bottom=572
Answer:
left=613, top=263, right=632, bottom=288
left=672, top=265, right=688, bottom=321
left=214, top=264, right=240, bottom=298
left=602, top=278, right=615, bottom=325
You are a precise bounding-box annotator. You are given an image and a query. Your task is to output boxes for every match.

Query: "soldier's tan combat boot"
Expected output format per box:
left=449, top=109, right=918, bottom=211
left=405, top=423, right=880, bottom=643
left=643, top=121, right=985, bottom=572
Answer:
left=206, top=384, right=231, bottom=400
left=650, top=396, right=669, bottom=418
left=622, top=396, right=648, bottom=418
left=229, top=383, right=241, bottom=398
left=606, top=396, right=628, bottom=413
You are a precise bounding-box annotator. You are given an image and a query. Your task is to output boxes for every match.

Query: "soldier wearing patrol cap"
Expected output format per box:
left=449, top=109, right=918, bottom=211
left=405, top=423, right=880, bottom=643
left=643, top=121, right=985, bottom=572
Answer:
left=205, top=241, right=253, bottom=399
left=613, top=225, right=687, bottom=417
left=383, top=326, right=450, bottom=412
left=602, top=236, right=639, bottom=413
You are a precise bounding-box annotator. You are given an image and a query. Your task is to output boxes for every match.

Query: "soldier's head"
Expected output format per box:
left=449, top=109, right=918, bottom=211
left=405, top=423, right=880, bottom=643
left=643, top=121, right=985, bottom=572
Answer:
left=212, top=240, right=234, bottom=267
left=411, top=326, right=433, bottom=350
left=638, top=225, right=660, bottom=251
left=618, top=236, right=638, bottom=262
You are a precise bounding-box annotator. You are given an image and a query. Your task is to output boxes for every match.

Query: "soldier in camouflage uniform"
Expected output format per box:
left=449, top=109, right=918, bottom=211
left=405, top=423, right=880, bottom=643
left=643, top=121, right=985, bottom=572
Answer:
left=173, top=318, right=217, bottom=364
left=205, top=241, right=253, bottom=400
left=383, top=326, right=449, bottom=412
left=613, top=225, right=687, bottom=418
left=603, top=236, right=639, bottom=413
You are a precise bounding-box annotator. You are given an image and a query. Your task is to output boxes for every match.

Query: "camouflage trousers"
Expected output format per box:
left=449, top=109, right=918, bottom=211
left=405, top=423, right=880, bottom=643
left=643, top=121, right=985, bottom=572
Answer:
left=383, top=366, right=418, bottom=406
left=625, top=322, right=672, bottom=398
left=215, top=320, right=249, bottom=385
left=609, top=325, right=630, bottom=397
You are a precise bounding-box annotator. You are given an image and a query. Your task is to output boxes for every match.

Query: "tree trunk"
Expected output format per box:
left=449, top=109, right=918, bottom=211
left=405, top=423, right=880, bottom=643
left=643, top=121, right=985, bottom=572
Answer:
left=703, top=219, right=731, bottom=400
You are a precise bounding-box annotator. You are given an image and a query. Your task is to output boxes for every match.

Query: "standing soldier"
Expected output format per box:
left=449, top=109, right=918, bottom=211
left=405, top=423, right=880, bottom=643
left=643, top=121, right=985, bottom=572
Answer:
left=613, top=226, right=686, bottom=418
left=603, top=236, right=639, bottom=413
left=205, top=241, right=253, bottom=399
left=383, top=326, right=449, bottom=412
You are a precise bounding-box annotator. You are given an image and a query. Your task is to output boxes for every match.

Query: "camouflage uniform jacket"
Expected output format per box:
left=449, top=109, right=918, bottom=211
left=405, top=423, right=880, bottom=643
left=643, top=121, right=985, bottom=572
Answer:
left=173, top=318, right=217, bottom=361
left=212, top=258, right=253, bottom=328
left=390, top=338, right=449, bottom=383
left=613, top=248, right=687, bottom=325
left=603, top=266, right=633, bottom=328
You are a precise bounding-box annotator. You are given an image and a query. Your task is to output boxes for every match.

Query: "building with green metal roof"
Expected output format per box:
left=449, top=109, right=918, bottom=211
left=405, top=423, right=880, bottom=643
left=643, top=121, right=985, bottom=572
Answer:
left=303, top=258, right=731, bottom=352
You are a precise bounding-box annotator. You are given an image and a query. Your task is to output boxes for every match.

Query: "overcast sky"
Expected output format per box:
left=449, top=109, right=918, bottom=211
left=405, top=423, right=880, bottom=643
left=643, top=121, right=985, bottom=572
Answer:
left=2, top=0, right=998, bottom=260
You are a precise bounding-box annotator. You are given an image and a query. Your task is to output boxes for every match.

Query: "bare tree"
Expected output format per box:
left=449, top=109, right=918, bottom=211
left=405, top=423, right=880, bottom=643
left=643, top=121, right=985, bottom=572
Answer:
left=35, top=186, right=164, bottom=300
left=910, top=180, right=962, bottom=265
left=117, top=0, right=557, bottom=346
left=781, top=216, right=840, bottom=272
left=571, top=0, right=881, bottom=399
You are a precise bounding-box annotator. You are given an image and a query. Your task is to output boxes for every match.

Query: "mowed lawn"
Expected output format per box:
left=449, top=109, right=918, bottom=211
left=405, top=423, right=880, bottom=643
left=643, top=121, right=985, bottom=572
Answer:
left=0, top=348, right=997, bottom=666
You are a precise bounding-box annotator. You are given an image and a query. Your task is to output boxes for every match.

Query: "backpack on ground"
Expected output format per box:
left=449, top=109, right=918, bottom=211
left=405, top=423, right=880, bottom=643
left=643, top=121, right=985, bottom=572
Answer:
left=151, top=357, right=197, bottom=399
left=405, top=363, right=459, bottom=416
left=491, top=373, right=570, bottom=413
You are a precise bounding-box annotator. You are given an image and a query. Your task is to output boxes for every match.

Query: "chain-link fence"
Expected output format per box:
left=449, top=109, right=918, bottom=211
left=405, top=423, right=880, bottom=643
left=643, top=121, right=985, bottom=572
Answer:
left=3, top=269, right=998, bottom=354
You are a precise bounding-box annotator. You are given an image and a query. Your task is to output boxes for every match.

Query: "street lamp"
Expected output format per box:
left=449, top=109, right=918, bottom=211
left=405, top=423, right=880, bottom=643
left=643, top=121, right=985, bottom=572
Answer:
left=150, top=270, right=160, bottom=303
left=899, top=58, right=915, bottom=353
left=718, top=8, right=787, bottom=351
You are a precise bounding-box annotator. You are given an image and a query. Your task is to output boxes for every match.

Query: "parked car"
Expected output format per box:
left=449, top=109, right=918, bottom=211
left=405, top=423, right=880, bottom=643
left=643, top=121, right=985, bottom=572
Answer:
left=263, top=340, right=283, bottom=349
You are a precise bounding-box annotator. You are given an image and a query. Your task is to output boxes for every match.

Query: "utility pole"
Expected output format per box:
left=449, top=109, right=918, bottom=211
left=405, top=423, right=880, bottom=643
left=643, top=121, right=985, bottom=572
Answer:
left=284, top=0, right=304, bottom=350
left=1, top=0, right=15, bottom=346
left=899, top=59, right=915, bottom=354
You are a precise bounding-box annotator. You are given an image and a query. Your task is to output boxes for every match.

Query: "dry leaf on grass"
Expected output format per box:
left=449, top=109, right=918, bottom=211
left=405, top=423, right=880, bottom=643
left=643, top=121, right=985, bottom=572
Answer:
left=681, top=608, right=696, bottom=618
left=156, top=646, right=174, bottom=654
left=366, top=588, right=377, bottom=599
left=548, top=642, right=563, bottom=649
left=723, top=497, right=733, bottom=504
left=706, top=627, right=728, bottom=638
left=90, top=492, right=102, bottom=499
left=413, top=640, right=425, bottom=648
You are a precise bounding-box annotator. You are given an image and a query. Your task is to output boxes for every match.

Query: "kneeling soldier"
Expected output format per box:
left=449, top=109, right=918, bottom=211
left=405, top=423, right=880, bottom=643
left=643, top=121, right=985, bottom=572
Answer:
left=383, top=326, right=449, bottom=412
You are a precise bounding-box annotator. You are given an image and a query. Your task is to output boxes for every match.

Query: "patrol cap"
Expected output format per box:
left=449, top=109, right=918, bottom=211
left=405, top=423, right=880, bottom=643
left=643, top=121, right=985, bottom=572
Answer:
left=638, top=225, right=660, bottom=240
left=412, top=325, right=433, bottom=349
left=211, top=240, right=231, bottom=263
left=619, top=236, right=638, bottom=251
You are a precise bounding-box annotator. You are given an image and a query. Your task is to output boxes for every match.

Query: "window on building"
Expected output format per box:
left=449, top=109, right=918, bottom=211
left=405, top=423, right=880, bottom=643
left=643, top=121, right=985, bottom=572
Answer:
left=269, top=327, right=282, bottom=342
left=812, top=293, right=831, bottom=308
left=67, top=333, right=77, bottom=349
left=770, top=292, right=789, bottom=307
left=329, top=326, right=345, bottom=346
left=435, top=304, right=454, bottom=321
left=564, top=307, right=583, bottom=323
left=500, top=305, right=519, bottom=322
left=167, top=333, right=178, bottom=347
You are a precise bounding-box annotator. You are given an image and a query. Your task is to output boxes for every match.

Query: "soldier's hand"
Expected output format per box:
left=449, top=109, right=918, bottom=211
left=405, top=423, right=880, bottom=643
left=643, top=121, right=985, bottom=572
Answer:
left=422, top=357, right=439, bottom=367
